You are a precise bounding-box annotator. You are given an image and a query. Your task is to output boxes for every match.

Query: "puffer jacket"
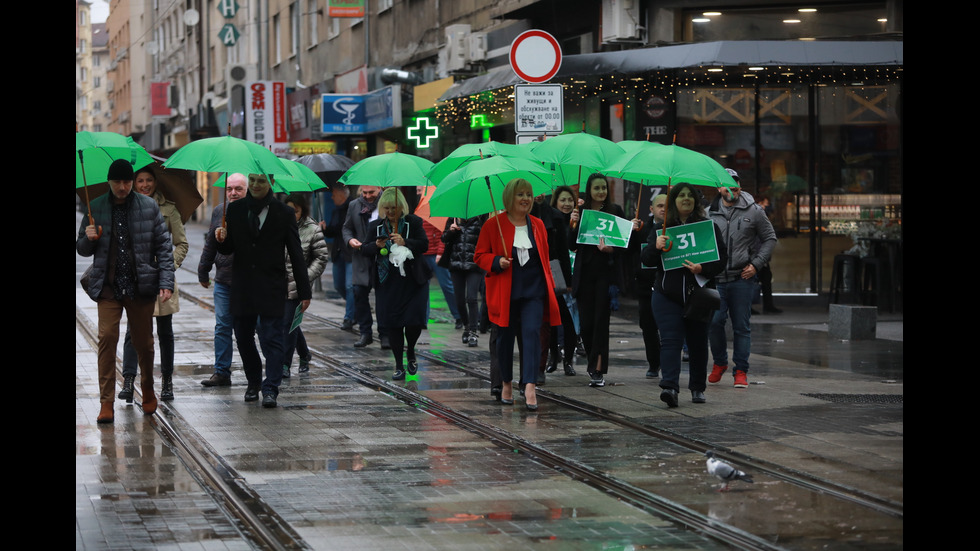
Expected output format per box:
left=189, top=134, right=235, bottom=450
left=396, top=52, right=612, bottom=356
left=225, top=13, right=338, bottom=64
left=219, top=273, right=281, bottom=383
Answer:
left=287, top=216, right=329, bottom=299
left=152, top=190, right=188, bottom=316
left=708, top=191, right=776, bottom=282
left=77, top=191, right=175, bottom=301
left=441, top=216, right=485, bottom=272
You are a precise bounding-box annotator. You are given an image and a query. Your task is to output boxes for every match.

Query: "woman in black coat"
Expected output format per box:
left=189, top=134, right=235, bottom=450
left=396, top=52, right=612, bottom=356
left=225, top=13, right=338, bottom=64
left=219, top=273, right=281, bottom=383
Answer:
left=441, top=215, right=486, bottom=347
left=361, top=188, right=429, bottom=380
left=641, top=182, right=726, bottom=408
left=569, top=174, right=630, bottom=388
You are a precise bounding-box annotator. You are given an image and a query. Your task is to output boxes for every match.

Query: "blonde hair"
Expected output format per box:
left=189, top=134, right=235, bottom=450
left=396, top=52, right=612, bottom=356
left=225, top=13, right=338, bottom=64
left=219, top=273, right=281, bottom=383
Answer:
left=377, top=187, right=409, bottom=215
left=502, top=178, right=533, bottom=212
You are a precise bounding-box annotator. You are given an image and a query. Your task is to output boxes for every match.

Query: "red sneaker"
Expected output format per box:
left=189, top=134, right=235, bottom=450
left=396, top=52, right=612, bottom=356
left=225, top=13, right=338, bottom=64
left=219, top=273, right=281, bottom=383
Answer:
left=708, top=364, right=728, bottom=384
left=733, top=371, right=748, bottom=388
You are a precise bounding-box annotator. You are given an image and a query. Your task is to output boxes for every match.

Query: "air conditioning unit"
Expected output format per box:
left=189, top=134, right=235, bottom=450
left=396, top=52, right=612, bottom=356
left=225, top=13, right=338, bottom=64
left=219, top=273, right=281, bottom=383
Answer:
left=467, top=32, right=487, bottom=62
left=225, top=64, right=258, bottom=91
left=444, top=24, right=471, bottom=72
left=601, top=0, right=644, bottom=43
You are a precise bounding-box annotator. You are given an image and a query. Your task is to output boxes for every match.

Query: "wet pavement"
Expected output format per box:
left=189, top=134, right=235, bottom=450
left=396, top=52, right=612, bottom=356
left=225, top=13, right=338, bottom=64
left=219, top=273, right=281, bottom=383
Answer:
left=76, top=212, right=903, bottom=550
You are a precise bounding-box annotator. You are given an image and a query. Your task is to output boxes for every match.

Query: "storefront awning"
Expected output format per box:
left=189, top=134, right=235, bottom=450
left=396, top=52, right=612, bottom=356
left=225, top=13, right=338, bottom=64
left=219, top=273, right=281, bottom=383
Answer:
left=438, top=40, right=903, bottom=102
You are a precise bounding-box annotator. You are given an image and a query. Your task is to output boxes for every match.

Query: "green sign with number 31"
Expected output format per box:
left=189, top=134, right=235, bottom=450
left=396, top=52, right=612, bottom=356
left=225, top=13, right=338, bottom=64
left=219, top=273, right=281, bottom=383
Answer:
left=656, top=219, right=719, bottom=271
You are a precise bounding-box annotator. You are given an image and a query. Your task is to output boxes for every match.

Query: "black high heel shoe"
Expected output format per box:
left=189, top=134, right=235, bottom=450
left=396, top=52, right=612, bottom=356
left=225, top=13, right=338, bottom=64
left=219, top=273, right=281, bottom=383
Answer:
left=525, top=384, right=538, bottom=411
left=500, top=382, right=514, bottom=405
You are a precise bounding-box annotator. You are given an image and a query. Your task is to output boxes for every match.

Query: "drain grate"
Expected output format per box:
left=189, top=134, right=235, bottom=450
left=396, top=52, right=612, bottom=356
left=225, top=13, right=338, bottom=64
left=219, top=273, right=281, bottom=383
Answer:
left=802, top=393, right=903, bottom=404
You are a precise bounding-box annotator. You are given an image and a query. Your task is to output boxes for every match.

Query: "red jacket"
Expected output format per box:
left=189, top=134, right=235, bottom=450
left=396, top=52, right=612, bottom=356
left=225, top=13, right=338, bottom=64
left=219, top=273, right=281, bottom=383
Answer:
left=474, top=213, right=561, bottom=328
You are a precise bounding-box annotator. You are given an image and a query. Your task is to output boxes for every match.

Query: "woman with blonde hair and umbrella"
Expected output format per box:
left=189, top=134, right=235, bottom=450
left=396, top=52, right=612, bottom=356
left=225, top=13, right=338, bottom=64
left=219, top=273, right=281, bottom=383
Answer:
left=360, top=188, right=430, bottom=380
left=474, top=178, right=561, bottom=411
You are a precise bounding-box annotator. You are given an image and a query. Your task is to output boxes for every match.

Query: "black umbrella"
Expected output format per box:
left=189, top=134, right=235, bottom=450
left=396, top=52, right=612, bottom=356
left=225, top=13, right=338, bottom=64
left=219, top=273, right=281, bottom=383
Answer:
left=297, top=153, right=354, bottom=175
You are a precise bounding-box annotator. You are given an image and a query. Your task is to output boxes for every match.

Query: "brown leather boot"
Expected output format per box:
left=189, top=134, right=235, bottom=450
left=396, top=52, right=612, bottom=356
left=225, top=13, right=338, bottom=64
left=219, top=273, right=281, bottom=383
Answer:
left=97, top=402, right=114, bottom=424
left=141, top=387, right=158, bottom=414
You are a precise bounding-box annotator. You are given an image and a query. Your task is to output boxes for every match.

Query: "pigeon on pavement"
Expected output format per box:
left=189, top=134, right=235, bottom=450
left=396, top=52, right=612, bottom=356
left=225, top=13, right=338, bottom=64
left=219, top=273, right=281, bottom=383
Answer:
left=705, top=451, right=754, bottom=491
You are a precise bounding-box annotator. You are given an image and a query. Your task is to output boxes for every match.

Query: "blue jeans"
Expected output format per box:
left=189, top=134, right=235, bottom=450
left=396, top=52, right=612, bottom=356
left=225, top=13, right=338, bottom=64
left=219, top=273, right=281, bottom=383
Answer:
left=333, top=258, right=355, bottom=322
left=651, top=292, right=708, bottom=392
left=709, top=277, right=756, bottom=373
left=233, top=314, right=285, bottom=394
left=213, top=282, right=233, bottom=377
left=425, top=255, right=460, bottom=321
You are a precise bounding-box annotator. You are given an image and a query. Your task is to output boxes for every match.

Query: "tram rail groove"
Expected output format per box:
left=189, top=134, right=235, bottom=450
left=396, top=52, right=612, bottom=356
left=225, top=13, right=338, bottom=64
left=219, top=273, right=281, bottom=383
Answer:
left=77, top=307, right=306, bottom=551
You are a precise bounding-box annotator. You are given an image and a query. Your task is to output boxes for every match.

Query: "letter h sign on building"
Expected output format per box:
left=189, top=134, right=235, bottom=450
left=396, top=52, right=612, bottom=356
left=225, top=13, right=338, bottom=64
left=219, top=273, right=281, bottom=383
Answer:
left=246, top=81, right=289, bottom=156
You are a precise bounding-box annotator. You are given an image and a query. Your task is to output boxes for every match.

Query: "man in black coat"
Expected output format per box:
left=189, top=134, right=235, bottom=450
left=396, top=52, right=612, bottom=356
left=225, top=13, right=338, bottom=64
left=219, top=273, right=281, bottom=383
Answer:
left=215, top=173, right=311, bottom=408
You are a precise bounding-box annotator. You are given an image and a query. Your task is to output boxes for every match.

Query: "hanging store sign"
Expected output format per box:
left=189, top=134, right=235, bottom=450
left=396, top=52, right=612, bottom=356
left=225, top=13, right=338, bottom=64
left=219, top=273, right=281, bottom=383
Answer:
left=217, top=0, right=239, bottom=18
left=329, top=0, right=364, bottom=17
left=150, top=82, right=170, bottom=117
left=514, top=84, right=563, bottom=134
left=218, top=24, right=240, bottom=46
left=246, top=81, right=289, bottom=155
left=321, top=85, right=402, bottom=134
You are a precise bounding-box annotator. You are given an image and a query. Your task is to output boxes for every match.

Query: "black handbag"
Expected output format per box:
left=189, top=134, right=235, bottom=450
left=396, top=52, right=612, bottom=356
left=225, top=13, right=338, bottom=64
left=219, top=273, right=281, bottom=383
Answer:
left=683, top=282, right=720, bottom=323
left=409, top=255, right=433, bottom=285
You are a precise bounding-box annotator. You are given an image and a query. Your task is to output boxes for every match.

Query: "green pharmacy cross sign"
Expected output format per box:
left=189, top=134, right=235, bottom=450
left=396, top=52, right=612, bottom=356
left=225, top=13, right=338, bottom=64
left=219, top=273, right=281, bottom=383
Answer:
left=470, top=114, right=493, bottom=128
left=408, top=117, right=439, bottom=149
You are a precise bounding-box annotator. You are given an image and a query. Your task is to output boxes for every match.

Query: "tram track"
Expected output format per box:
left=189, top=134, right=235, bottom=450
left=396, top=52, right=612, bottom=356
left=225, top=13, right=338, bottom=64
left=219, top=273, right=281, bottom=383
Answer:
left=90, top=273, right=900, bottom=549
left=76, top=305, right=307, bottom=551
left=298, top=308, right=903, bottom=522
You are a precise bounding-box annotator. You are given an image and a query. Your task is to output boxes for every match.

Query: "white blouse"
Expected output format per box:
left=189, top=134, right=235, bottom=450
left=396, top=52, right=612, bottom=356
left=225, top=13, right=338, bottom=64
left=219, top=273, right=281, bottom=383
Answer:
left=513, top=225, right=533, bottom=266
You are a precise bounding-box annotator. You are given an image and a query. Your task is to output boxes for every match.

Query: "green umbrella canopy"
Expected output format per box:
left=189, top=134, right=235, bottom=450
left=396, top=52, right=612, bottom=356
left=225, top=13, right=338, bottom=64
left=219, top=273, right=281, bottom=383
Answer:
left=76, top=131, right=155, bottom=187
left=214, top=159, right=327, bottom=193
left=163, top=136, right=291, bottom=177
left=426, top=141, right=538, bottom=185
left=531, top=132, right=625, bottom=190
left=427, top=156, right=553, bottom=218
left=603, top=143, right=737, bottom=189
left=337, top=152, right=435, bottom=188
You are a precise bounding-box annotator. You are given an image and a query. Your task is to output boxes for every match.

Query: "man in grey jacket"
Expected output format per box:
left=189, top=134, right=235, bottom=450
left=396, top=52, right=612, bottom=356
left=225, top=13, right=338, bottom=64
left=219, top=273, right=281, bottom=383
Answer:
left=707, top=169, right=776, bottom=389
left=342, top=185, right=386, bottom=348
left=198, top=173, right=247, bottom=387
left=77, top=159, right=175, bottom=424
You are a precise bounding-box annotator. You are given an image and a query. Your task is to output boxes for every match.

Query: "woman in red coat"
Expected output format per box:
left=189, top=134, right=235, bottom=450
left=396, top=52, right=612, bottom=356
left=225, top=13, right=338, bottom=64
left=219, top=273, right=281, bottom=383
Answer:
left=474, top=178, right=561, bottom=411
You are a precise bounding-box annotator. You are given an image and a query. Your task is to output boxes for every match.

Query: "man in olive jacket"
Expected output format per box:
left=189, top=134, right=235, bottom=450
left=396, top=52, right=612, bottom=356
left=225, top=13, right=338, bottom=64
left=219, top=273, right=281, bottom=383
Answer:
left=77, top=159, right=174, bottom=424
left=215, top=173, right=311, bottom=408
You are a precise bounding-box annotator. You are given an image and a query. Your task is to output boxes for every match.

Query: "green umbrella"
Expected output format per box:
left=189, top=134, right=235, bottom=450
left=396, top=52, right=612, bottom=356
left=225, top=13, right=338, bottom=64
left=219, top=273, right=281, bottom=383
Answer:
left=163, top=136, right=291, bottom=177
left=531, top=132, right=625, bottom=191
left=427, top=156, right=553, bottom=218
left=214, top=159, right=327, bottom=193
left=603, top=143, right=736, bottom=249
left=426, top=141, right=537, bottom=185
left=76, top=131, right=155, bottom=188
left=603, top=143, right=736, bottom=189
left=76, top=131, right=156, bottom=239
left=337, top=152, right=435, bottom=188
left=428, top=155, right=553, bottom=252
